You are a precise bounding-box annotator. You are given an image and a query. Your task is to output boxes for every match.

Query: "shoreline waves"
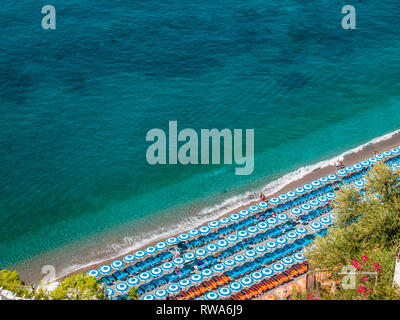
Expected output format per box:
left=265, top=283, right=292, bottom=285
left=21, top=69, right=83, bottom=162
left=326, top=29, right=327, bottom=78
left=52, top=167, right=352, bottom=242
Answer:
left=52, top=128, right=400, bottom=283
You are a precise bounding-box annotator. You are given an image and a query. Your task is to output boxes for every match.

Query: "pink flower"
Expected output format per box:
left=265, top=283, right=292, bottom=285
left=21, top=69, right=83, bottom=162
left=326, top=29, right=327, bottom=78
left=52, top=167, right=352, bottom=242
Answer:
left=361, top=276, right=368, bottom=282
left=357, top=285, right=366, bottom=294
left=361, top=256, right=368, bottom=262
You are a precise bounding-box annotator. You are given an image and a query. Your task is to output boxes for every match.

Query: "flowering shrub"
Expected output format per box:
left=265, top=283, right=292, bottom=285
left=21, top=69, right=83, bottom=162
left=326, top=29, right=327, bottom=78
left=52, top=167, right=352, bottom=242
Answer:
left=350, top=256, right=382, bottom=297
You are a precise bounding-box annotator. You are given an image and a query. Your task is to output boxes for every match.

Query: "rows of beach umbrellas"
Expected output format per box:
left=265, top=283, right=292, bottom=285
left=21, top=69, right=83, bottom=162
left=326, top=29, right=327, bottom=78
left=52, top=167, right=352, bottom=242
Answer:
left=137, top=251, right=308, bottom=300
left=87, top=148, right=400, bottom=299
left=106, top=207, right=335, bottom=299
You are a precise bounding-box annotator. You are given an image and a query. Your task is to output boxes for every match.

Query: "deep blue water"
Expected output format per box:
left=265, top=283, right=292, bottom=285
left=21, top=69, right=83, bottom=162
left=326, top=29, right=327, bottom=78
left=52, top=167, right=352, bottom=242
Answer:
left=1, top=0, right=400, bottom=281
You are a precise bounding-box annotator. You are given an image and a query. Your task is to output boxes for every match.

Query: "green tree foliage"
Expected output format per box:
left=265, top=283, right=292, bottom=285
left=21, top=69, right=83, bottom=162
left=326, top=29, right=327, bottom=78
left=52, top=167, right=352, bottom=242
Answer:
left=50, top=273, right=105, bottom=300
left=302, top=162, right=400, bottom=299
left=127, top=287, right=139, bottom=300
left=0, top=270, right=32, bottom=298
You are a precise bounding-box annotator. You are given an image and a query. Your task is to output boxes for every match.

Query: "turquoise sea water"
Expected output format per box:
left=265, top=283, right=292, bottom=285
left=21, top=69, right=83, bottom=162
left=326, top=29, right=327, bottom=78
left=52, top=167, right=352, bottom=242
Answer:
left=1, top=1, right=400, bottom=281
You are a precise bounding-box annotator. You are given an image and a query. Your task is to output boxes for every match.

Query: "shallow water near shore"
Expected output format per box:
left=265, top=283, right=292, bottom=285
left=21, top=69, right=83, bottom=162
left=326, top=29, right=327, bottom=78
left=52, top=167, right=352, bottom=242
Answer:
left=1, top=1, right=400, bottom=282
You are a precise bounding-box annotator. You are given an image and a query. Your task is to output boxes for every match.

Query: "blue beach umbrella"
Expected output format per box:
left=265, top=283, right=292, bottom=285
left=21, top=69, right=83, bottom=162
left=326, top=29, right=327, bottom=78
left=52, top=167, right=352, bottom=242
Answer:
left=106, top=288, right=114, bottom=298
left=218, top=287, right=232, bottom=297
left=368, top=157, right=377, bottom=164
left=212, top=264, right=225, bottom=273
left=277, top=213, right=288, bottom=221
left=240, top=276, right=253, bottom=287
left=229, top=282, right=243, bottom=292
left=230, top=213, right=240, bottom=222
left=184, top=252, right=195, bottom=261
left=234, top=254, right=246, bottom=263
left=146, top=246, right=157, bottom=255
left=155, top=241, right=167, bottom=251
left=279, top=194, right=288, bottom=202
left=276, top=237, right=287, bottom=246
left=257, top=221, right=269, bottom=230
left=319, top=216, right=332, bottom=225
left=188, top=229, right=199, bottom=238
left=375, top=153, right=384, bottom=160
left=194, top=248, right=207, bottom=258
left=286, top=191, right=296, bottom=198
left=360, top=160, right=370, bottom=167
left=345, top=166, right=354, bottom=172
left=224, top=259, right=236, bottom=268
left=293, top=252, right=306, bottom=262
left=310, top=221, right=322, bottom=231
left=123, top=255, right=135, bottom=264
left=142, top=294, right=155, bottom=300
left=391, top=148, right=399, bottom=154
left=336, top=169, right=347, bottom=176
left=190, top=273, right=203, bottom=283
left=383, top=151, right=392, bottom=157
left=134, top=250, right=146, bottom=259
left=266, top=240, right=277, bottom=250
left=205, top=292, right=219, bottom=300
left=237, top=230, right=248, bottom=238
left=219, top=217, right=230, bottom=225
left=111, top=260, right=125, bottom=270
left=115, top=282, right=129, bottom=293
left=247, top=226, right=258, bottom=234
left=217, top=239, right=228, bottom=248
left=295, top=227, right=308, bottom=235
left=319, top=177, right=328, bottom=184
left=127, top=277, right=140, bottom=286
left=139, top=272, right=151, bottom=282
left=329, top=212, right=336, bottom=221
left=317, top=196, right=328, bottom=203
left=201, top=268, right=213, bottom=278
left=267, top=217, right=278, bottom=225
left=291, top=207, right=302, bottom=216
left=269, top=197, right=280, bottom=205
left=311, top=180, right=321, bottom=188
left=99, top=264, right=112, bottom=275
left=178, top=233, right=190, bottom=241
left=87, top=269, right=100, bottom=278
left=326, top=192, right=336, bottom=199
left=239, top=209, right=250, bottom=217
left=155, top=289, right=168, bottom=299
left=258, top=201, right=269, bottom=209
left=301, top=203, right=312, bottom=211
left=248, top=205, right=259, bottom=212
left=251, top=271, right=263, bottom=281
left=227, top=234, right=239, bottom=244
left=282, top=256, right=295, bottom=266
left=166, top=237, right=178, bottom=245
left=167, top=283, right=180, bottom=294
left=150, top=267, right=163, bottom=277
left=309, top=199, right=319, bottom=207
left=206, top=243, right=218, bottom=253
left=327, top=174, right=337, bottom=181
left=353, top=163, right=363, bottom=171
left=286, top=231, right=298, bottom=240
left=178, top=278, right=191, bottom=288
left=173, top=257, right=185, bottom=266
left=161, top=262, right=174, bottom=271
left=261, top=267, right=274, bottom=278
left=354, top=180, right=365, bottom=189
left=255, top=245, right=267, bottom=254
left=245, top=250, right=257, bottom=259
left=303, top=184, right=313, bottom=191
left=208, top=221, right=220, bottom=228
left=199, top=226, right=210, bottom=234
left=295, top=187, right=305, bottom=194
left=272, top=263, right=285, bottom=273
